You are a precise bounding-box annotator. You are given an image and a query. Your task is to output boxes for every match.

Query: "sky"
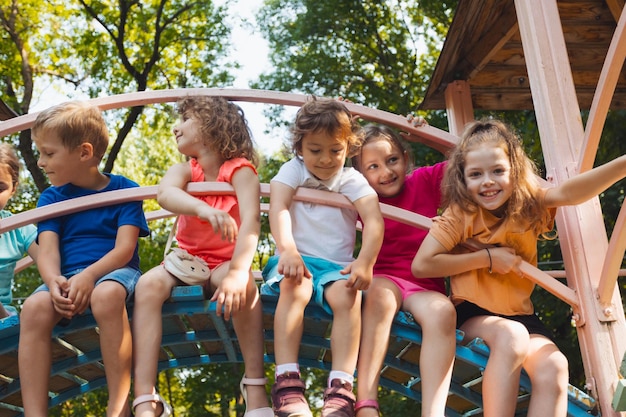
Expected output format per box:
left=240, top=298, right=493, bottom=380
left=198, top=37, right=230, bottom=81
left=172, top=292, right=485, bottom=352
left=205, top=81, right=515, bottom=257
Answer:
left=223, top=1, right=291, bottom=156
left=31, top=0, right=288, bottom=157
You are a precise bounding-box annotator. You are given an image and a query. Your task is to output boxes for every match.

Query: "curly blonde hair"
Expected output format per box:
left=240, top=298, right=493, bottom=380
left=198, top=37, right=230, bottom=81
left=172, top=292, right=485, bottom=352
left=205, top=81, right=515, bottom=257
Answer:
left=176, top=96, right=258, bottom=166
left=442, top=119, right=552, bottom=234
left=290, top=96, right=363, bottom=158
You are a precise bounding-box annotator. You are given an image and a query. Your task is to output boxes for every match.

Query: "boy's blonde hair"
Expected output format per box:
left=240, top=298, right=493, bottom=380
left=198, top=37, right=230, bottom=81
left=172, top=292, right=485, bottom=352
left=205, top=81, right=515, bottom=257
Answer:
left=176, top=95, right=258, bottom=166
left=0, top=143, right=21, bottom=188
left=443, top=118, right=552, bottom=233
left=290, top=96, right=363, bottom=158
left=31, top=101, right=109, bottom=160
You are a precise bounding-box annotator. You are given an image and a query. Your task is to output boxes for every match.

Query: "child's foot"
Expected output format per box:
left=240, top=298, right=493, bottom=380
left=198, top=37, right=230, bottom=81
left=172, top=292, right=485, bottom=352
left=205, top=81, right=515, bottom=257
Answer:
left=321, top=379, right=356, bottom=417
left=271, top=372, right=313, bottom=417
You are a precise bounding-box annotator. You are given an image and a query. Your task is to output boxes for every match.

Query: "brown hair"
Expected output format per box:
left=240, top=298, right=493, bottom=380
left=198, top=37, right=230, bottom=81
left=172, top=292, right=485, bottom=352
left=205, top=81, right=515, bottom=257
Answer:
left=31, top=101, right=109, bottom=160
left=176, top=96, right=258, bottom=166
left=352, top=124, right=409, bottom=171
left=442, top=118, right=552, bottom=233
left=0, top=143, right=21, bottom=187
left=289, top=96, right=363, bottom=158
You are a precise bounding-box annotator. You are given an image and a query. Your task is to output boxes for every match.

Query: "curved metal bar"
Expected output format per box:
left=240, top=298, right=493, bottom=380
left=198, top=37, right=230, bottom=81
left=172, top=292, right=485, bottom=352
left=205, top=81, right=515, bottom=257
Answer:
left=0, top=88, right=458, bottom=152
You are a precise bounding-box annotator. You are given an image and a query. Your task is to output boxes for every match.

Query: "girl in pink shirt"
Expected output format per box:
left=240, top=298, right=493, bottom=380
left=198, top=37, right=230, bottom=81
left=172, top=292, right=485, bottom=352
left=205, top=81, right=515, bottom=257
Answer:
left=352, top=124, right=455, bottom=417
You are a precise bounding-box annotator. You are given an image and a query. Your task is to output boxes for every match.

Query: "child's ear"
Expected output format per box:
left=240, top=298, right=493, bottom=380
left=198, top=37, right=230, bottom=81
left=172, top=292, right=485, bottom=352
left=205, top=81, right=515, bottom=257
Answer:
left=79, top=143, right=94, bottom=160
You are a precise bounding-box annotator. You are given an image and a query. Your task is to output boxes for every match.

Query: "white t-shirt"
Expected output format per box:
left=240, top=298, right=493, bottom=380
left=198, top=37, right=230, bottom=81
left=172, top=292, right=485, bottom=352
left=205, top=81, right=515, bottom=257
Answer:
left=271, top=157, right=376, bottom=266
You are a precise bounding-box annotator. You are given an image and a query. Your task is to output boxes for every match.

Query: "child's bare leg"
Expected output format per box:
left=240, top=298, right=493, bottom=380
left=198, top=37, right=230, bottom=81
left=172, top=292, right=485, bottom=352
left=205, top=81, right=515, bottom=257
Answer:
left=19, top=291, right=61, bottom=417
left=274, top=277, right=313, bottom=365
left=132, top=267, right=177, bottom=417
left=212, top=265, right=269, bottom=411
left=356, top=279, right=401, bottom=416
left=460, top=316, right=529, bottom=417
left=91, top=280, right=133, bottom=417
left=523, top=335, right=568, bottom=417
left=406, top=291, right=456, bottom=417
left=325, top=281, right=362, bottom=375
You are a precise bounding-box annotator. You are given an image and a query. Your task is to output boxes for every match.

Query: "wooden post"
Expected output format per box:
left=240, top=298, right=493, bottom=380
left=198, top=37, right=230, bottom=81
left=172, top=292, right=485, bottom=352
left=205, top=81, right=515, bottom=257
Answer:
left=515, top=0, right=626, bottom=415
left=444, top=80, right=474, bottom=136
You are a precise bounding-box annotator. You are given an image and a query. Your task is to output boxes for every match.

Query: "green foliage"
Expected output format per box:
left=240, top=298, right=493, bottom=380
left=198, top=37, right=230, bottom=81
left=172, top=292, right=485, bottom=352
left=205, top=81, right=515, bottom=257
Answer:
left=254, top=0, right=455, bottom=120
left=1, top=0, right=238, bottom=190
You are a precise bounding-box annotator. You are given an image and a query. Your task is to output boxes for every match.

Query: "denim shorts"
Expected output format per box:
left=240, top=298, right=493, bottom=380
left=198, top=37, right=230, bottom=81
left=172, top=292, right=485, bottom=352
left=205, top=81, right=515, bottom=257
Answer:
left=261, top=255, right=347, bottom=315
left=33, top=266, right=141, bottom=301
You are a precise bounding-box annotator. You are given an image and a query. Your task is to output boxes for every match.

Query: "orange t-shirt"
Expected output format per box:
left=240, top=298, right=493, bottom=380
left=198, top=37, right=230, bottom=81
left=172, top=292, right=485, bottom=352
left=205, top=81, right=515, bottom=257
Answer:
left=175, top=158, right=257, bottom=268
left=429, top=188, right=554, bottom=315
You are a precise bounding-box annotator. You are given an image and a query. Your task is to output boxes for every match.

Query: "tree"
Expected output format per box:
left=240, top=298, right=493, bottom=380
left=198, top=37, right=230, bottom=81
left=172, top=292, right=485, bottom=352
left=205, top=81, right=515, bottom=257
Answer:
left=254, top=0, right=457, bottom=165
left=255, top=0, right=455, bottom=115
left=0, top=0, right=236, bottom=191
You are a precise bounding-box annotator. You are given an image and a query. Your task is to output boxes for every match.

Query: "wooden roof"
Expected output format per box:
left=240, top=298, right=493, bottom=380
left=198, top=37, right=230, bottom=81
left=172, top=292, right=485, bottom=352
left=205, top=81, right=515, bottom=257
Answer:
left=419, top=0, right=626, bottom=111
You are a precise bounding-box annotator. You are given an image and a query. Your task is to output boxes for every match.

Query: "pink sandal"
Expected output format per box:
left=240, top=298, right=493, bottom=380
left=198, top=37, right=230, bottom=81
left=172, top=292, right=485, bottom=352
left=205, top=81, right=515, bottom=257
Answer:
left=240, top=376, right=273, bottom=417
left=355, top=399, right=380, bottom=416
left=132, top=392, right=172, bottom=417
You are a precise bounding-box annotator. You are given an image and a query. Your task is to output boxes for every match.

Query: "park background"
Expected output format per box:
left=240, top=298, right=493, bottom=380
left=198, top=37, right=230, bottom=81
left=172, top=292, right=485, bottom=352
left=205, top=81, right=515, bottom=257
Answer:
left=2, top=0, right=625, bottom=415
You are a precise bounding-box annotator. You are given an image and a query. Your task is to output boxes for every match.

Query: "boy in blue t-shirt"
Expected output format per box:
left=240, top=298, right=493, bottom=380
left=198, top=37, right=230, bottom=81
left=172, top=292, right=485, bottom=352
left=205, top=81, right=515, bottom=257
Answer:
left=18, top=101, right=149, bottom=417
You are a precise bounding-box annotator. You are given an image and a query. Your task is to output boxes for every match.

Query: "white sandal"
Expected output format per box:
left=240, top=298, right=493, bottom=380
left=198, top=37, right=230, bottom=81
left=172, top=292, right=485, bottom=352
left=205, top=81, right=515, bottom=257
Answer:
left=240, top=376, right=273, bottom=417
left=132, top=392, right=172, bottom=417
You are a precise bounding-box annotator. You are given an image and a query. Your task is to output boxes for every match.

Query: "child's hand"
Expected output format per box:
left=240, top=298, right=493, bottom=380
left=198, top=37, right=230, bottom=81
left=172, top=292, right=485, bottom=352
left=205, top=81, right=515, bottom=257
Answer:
left=50, top=276, right=74, bottom=319
left=406, top=113, right=428, bottom=127
left=341, top=259, right=372, bottom=290
left=210, top=270, right=248, bottom=321
left=66, top=272, right=95, bottom=315
left=197, top=205, right=238, bottom=242
left=277, top=251, right=312, bottom=285
left=490, top=247, right=523, bottom=276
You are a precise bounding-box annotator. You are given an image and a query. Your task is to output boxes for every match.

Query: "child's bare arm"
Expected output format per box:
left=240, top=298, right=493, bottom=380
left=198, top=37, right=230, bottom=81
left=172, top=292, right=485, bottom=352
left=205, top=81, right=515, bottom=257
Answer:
left=545, top=154, right=626, bottom=207
left=159, top=162, right=238, bottom=240
left=26, top=241, right=39, bottom=262
left=412, top=234, right=524, bottom=278
left=269, top=181, right=311, bottom=283
left=211, top=167, right=260, bottom=320
left=342, top=194, right=384, bottom=290
left=36, top=231, right=73, bottom=318
left=412, top=234, right=487, bottom=279
left=67, top=225, right=140, bottom=314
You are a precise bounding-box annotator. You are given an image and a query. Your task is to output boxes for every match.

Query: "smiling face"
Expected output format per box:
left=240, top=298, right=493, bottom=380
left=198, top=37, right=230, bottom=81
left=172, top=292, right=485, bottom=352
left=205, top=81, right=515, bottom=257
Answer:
left=299, top=130, right=347, bottom=181
left=359, top=138, right=408, bottom=198
left=463, top=143, right=514, bottom=214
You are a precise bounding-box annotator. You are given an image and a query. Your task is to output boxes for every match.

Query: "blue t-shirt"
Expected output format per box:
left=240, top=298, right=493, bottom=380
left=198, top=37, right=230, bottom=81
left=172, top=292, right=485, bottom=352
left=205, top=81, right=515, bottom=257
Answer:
left=0, top=211, right=37, bottom=306
left=37, top=174, right=149, bottom=274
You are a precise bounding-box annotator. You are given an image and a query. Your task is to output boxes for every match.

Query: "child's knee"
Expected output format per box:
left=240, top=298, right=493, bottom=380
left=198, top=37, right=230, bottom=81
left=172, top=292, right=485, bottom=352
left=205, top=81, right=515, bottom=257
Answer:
left=134, top=273, right=174, bottom=302
left=20, top=294, right=56, bottom=329
left=490, top=321, right=530, bottom=359
left=21, top=293, right=51, bottom=315
left=430, top=298, right=457, bottom=327
left=532, top=350, right=569, bottom=389
left=91, top=282, right=127, bottom=315
left=363, top=290, right=397, bottom=319
left=325, top=283, right=360, bottom=312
